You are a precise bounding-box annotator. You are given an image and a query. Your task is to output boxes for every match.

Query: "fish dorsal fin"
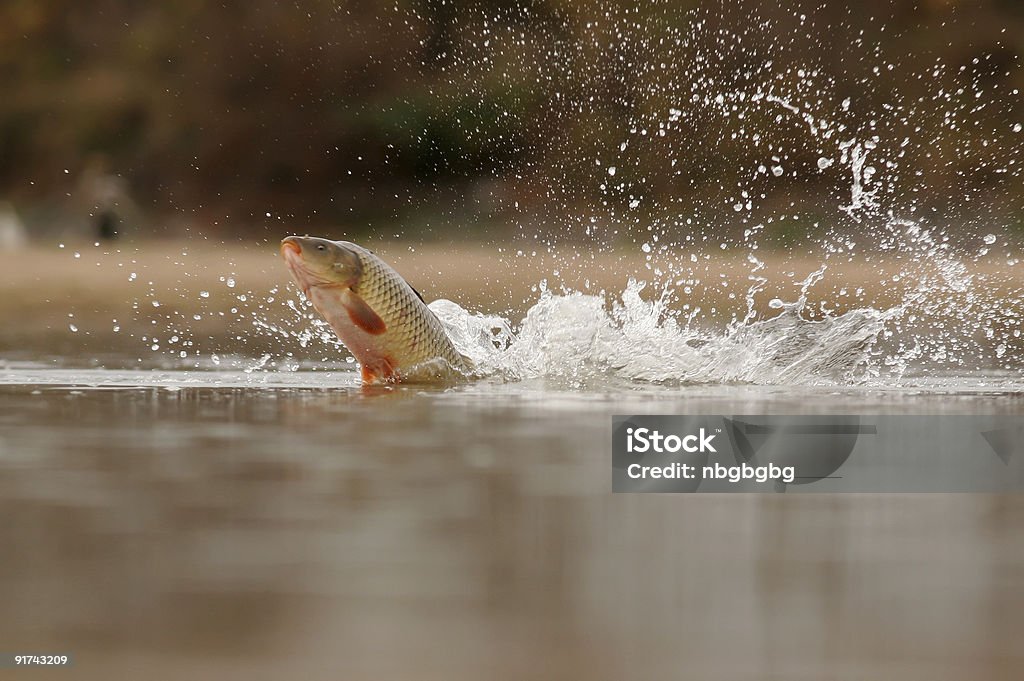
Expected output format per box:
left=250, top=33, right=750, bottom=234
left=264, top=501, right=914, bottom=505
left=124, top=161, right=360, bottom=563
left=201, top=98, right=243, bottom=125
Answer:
left=409, top=284, right=426, bottom=305
left=341, top=289, right=386, bottom=335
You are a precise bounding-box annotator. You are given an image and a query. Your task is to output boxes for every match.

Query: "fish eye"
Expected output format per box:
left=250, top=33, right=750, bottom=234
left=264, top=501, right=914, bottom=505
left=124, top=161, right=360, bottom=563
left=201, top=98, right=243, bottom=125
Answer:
left=317, top=244, right=326, bottom=251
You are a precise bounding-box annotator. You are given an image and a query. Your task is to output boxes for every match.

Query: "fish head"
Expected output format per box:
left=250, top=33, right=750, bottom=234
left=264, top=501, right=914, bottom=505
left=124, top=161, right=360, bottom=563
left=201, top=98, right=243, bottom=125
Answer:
left=280, top=236, right=362, bottom=293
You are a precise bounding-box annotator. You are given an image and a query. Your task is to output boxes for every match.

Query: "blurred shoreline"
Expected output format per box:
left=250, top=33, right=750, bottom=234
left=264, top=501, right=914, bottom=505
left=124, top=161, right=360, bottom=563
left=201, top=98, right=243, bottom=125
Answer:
left=2, top=239, right=1022, bottom=360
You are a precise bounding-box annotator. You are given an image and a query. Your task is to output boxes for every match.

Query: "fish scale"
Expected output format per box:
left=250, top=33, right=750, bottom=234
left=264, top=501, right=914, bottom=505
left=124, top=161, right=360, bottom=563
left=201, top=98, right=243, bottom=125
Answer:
left=344, top=242, right=466, bottom=372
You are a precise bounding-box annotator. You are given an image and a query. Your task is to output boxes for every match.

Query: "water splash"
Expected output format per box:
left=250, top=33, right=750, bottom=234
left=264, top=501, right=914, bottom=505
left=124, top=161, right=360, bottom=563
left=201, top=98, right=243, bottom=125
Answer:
left=429, top=278, right=892, bottom=387
left=62, top=6, right=1024, bottom=387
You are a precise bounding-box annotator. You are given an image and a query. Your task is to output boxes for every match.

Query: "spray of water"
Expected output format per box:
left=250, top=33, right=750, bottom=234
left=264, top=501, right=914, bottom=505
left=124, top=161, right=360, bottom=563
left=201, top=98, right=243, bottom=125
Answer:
left=96, top=6, right=1024, bottom=387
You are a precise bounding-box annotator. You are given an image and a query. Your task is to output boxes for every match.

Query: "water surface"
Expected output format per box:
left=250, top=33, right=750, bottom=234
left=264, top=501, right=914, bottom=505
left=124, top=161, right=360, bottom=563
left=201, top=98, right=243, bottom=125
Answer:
left=1, top=365, right=1022, bottom=680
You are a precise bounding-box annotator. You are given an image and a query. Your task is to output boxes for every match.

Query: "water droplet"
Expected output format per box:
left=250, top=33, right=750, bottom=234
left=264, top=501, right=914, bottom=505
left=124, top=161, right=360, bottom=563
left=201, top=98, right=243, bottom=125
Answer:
left=983, top=234, right=996, bottom=245
left=607, top=166, right=616, bottom=176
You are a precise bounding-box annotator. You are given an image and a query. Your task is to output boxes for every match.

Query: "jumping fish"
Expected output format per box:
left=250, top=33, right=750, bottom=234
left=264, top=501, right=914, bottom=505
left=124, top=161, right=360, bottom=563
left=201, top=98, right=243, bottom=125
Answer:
left=280, top=236, right=469, bottom=383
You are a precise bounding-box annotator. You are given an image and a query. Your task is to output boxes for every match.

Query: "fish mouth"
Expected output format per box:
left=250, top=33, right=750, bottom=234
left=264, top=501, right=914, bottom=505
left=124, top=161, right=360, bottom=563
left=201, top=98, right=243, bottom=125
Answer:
left=280, top=237, right=316, bottom=295
left=280, top=236, right=303, bottom=257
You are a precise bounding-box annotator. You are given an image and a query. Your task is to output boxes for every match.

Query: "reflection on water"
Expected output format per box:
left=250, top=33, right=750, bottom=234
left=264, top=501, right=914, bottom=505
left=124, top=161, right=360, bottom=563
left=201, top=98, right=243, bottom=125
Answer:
left=0, top=368, right=1022, bottom=680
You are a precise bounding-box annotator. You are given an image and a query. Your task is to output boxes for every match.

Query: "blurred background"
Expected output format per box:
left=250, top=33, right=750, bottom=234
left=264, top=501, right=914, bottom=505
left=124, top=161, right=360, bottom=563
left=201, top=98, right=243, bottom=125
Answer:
left=0, top=0, right=1022, bottom=245
left=1, top=0, right=1024, bottom=367
left=2, top=4, right=1024, bottom=680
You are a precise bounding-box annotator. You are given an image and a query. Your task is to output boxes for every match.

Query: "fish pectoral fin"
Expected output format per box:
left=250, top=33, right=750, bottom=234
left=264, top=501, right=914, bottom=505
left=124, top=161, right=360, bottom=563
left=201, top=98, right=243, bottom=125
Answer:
left=341, top=289, right=387, bottom=335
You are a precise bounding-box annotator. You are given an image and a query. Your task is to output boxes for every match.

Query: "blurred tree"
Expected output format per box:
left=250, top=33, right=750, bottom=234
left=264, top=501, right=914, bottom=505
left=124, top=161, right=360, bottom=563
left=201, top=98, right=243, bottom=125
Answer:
left=0, top=0, right=1020, bottom=237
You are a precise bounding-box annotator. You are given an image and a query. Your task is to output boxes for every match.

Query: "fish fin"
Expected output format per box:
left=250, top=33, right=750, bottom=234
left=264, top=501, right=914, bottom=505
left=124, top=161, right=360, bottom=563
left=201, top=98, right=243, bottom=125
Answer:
left=361, top=358, right=397, bottom=384
left=409, top=284, right=426, bottom=305
left=342, top=290, right=386, bottom=335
